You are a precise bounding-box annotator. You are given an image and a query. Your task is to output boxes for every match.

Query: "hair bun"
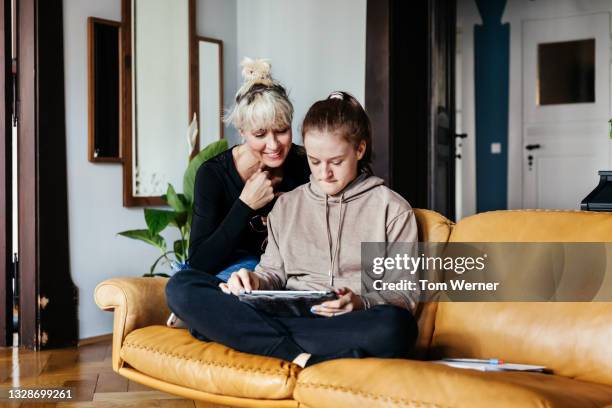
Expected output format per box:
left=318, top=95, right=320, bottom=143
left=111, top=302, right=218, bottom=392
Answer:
left=240, top=57, right=273, bottom=85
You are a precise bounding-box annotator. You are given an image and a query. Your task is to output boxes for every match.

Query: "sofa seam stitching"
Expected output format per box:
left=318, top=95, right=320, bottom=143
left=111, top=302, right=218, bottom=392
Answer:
left=297, top=381, right=447, bottom=408
left=122, top=341, right=295, bottom=378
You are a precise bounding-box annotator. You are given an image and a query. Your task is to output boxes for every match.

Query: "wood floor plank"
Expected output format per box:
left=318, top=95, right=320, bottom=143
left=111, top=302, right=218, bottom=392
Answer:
left=93, top=372, right=129, bottom=394
left=194, top=401, right=234, bottom=408
left=127, top=380, right=155, bottom=392
left=63, top=376, right=98, bottom=402
left=93, top=390, right=183, bottom=402
left=76, top=343, right=108, bottom=364
left=4, top=352, right=51, bottom=386
left=102, top=344, right=112, bottom=366
left=42, top=361, right=115, bottom=378
left=0, top=358, right=11, bottom=382
left=55, top=400, right=200, bottom=408
left=6, top=372, right=98, bottom=388
left=42, top=349, right=79, bottom=375
left=159, top=400, right=197, bottom=408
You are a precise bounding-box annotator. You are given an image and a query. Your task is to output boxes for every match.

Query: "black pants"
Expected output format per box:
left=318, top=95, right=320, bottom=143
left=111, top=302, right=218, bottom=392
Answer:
left=166, top=269, right=418, bottom=362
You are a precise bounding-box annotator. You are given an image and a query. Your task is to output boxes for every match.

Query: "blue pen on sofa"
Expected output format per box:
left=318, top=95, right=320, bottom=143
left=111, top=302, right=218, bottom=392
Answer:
left=443, top=358, right=505, bottom=365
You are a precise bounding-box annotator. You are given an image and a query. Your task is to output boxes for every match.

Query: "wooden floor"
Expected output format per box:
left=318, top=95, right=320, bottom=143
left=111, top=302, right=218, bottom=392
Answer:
left=0, top=337, right=230, bottom=408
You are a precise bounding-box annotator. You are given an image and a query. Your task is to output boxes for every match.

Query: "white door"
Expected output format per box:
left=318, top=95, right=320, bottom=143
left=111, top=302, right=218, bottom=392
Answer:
left=522, top=13, right=610, bottom=209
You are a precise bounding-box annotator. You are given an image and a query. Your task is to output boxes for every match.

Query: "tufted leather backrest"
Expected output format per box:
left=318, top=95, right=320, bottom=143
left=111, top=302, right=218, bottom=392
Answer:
left=432, top=210, right=612, bottom=386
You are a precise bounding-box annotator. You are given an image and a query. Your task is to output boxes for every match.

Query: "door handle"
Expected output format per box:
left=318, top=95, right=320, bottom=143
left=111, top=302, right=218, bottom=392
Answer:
left=455, top=133, right=468, bottom=139
left=525, top=144, right=541, bottom=151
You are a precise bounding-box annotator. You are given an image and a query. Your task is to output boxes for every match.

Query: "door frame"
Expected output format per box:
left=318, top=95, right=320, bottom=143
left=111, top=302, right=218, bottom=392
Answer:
left=18, top=0, right=77, bottom=349
left=0, top=0, right=12, bottom=347
left=455, top=0, right=480, bottom=219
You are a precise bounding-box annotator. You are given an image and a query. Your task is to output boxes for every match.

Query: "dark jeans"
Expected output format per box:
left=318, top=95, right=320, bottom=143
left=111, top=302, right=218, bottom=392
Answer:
left=166, top=269, right=418, bottom=363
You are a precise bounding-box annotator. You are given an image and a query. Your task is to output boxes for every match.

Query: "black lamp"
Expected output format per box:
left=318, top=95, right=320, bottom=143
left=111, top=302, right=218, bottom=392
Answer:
left=581, top=171, right=612, bottom=211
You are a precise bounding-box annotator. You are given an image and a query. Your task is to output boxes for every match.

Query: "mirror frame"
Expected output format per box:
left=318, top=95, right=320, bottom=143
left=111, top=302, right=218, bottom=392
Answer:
left=121, top=0, right=199, bottom=207
left=197, top=36, right=224, bottom=141
left=87, top=17, right=122, bottom=163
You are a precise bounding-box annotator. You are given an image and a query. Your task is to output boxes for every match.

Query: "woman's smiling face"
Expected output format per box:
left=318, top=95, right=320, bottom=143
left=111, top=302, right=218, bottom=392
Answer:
left=304, top=129, right=365, bottom=196
left=241, top=126, right=292, bottom=168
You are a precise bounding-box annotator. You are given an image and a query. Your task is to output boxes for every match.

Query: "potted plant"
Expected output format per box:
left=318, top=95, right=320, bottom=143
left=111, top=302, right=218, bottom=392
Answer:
left=119, top=116, right=228, bottom=276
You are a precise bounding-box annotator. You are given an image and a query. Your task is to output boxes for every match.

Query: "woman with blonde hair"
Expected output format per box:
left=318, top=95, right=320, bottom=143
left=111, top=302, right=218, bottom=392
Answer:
left=174, top=58, right=310, bottom=283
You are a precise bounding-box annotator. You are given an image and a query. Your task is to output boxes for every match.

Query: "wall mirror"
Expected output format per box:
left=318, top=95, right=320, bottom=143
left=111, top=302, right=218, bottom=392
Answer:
left=88, top=17, right=122, bottom=162
left=198, top=37, right=224, bottom=147
left=122, top=0, right=198, bottom=206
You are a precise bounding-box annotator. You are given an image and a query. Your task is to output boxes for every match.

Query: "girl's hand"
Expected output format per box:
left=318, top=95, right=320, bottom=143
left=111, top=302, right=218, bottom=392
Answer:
left=311, top=287, right=364, bottom=317
left=220, top=268, right=260, bottom=295
left=239, top=168, right=274, bottom=210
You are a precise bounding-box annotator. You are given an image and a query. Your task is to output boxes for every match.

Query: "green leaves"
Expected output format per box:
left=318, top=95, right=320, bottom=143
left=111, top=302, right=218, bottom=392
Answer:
left=144, top=209, right=177, bottom=236
left=183, top=139, right=228, bottom=204
left=165, top=184, right=188, bottom=212
left=174, top=239, right=189, bottom=262
left=117, top=229, right=166, bottom=252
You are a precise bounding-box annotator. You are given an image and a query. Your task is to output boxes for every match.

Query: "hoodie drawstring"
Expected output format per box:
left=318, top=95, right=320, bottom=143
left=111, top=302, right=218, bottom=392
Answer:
left=325, top=194, right=346, bottom=286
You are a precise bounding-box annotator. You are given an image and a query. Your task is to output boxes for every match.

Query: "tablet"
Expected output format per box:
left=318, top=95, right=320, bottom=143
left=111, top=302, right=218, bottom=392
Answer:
left=238, top=290, right=337, bottom=317
left=243, top=290, right=331, bottom=296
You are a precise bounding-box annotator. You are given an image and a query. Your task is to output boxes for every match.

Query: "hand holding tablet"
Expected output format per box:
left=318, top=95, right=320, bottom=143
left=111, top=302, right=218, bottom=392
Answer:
left=219, top=268, right=260, bottom=295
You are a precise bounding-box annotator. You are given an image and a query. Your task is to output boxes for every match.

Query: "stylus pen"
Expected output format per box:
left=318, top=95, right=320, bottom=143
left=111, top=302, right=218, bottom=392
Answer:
left=443, top=358, right=504, bottom=365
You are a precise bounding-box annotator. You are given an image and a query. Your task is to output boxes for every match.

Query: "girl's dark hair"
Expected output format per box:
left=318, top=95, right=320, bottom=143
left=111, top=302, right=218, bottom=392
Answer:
left=301, top=91, right=373, bottom=175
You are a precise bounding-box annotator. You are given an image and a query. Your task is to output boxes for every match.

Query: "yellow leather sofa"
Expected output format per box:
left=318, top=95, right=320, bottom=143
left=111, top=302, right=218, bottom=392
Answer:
left=95, top=209, right=612, bottom=407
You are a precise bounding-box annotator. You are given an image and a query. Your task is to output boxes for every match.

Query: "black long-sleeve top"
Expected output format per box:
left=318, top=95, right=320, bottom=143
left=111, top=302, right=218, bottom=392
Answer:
left=188, top=144, right=310, bottom=273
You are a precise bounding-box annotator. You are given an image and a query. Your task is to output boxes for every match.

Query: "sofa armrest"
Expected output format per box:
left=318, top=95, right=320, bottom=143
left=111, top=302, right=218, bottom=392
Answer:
left=94, top=277, right=170, bottom=371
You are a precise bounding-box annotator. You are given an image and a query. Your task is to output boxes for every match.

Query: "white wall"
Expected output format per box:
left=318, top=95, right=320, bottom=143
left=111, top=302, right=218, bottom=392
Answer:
left=63, top=0, right=164, bottom=339
left=236, top=0, right=367, bottom=145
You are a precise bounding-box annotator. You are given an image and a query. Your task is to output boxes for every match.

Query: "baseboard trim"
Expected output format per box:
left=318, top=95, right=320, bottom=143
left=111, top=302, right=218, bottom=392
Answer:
left=79, top=333, right=112, bottom=346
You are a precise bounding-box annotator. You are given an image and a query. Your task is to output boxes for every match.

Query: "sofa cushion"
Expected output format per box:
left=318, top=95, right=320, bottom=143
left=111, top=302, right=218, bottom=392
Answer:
left=119, top=325, right=300, bottom=400
left=294, top=358, right=612, bottom=408
left=432, top=302, right=612, bottom=387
